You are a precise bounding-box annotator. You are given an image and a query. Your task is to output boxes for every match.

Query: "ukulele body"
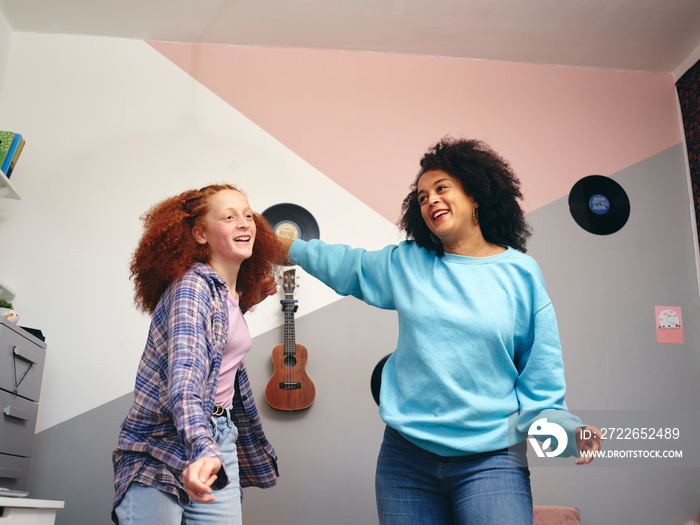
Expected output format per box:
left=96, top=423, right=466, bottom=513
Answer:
left=265, top=342, right=316, bottom=411
left=265, top=268, right=315, bottom=411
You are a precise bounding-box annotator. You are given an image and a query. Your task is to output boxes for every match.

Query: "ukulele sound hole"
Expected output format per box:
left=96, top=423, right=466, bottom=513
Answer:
left=284, top=355, right=297, bottom=368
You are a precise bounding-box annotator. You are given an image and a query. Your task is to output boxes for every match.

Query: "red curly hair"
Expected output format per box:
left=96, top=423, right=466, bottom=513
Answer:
left=130, top=184, right=285, bottom=314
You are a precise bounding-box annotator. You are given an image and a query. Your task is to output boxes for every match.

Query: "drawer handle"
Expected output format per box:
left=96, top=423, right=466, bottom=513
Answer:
left=3, top=405, right=30, bottom=421
left=13, top=345, right=40, bottom=364
left=0, top=466, right=22, bottom=479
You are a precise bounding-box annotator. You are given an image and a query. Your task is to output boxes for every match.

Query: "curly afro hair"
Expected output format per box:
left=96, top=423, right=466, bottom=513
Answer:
left=130, top=184, right=284, bottom=314
left=399, top=137, right=531, bottom=255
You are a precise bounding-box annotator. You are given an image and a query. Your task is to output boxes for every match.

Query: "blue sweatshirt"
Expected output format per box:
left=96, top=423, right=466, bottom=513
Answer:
left=290, top=239, right=582, bottom=457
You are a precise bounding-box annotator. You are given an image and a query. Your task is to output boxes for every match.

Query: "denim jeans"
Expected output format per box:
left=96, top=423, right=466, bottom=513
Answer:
left=375, top=426, right=533, bottom=525
left=115, top=414, right=241, bottom=525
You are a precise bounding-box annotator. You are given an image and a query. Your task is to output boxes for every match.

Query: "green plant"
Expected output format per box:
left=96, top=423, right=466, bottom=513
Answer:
left=0, top=299, right=13, bottom=309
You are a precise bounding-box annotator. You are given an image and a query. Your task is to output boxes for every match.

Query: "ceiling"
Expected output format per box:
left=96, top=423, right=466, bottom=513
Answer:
left=1, top=0, right=700, bottom=78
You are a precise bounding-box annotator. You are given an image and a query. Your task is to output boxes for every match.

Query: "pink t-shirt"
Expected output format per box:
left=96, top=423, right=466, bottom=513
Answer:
left=214, top=292, right=252, bottom=407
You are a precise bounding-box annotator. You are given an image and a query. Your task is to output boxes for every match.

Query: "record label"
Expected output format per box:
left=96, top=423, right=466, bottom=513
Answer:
left=568, top=175, right=630, bottom=235
left=273, top=219, right=302, bottom=240
left=588, top=194, right=610, bottom=215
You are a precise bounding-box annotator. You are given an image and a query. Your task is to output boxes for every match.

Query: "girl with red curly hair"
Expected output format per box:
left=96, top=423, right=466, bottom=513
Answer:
left=112, top=184, right=284, bottom=525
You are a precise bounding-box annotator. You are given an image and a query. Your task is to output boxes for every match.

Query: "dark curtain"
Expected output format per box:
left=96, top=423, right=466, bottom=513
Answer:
left=676, top=59, right=700, bottom=247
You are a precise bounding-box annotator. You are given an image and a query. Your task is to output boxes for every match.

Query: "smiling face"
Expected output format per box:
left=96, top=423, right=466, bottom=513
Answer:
left=417, top=169, right=478, bottom=250
left=192, top=189, right=256, bottom=271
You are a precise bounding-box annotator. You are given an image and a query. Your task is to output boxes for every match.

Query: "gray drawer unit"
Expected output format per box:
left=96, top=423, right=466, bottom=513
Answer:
left=0, top=318, right=47, bottom=492
left=0, top=389, right=39, bottom=457
left=0, top=453, right=30, bottom=491
left=0, top=318, right=46, bottom=402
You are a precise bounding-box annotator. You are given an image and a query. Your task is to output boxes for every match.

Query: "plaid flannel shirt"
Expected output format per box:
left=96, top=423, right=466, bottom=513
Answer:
left=112, top=263, right=277, bottom=520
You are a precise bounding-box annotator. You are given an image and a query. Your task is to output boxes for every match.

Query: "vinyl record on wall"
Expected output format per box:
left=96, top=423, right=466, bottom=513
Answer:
left=568, top=175, right=630, bottom=235
left=262, top=203, right=320, bottom=242
left=370, top=353, right=392, bottom=406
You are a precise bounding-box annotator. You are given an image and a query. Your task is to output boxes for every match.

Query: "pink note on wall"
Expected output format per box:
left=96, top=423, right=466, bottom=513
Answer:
left=655, top=306, right=684, bottom=344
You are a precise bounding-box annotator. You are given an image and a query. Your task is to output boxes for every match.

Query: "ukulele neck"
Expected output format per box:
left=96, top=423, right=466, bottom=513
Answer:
left=281, top=269, right=298, bottom=356
left=281, top=296, right=297, bottom=355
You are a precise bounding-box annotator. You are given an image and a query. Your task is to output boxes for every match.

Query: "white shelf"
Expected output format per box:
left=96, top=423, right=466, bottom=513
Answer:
left=0, top=497, right=64, bottom=525
left=0, top=497, right=64, bottom=509
left=0, top=279, right=16, bottom=301
left=0, top=170, right=20, bottom=199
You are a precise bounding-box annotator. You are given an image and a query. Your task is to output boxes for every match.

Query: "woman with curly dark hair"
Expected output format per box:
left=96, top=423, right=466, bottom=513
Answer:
left=280, top=138, right=601, bottom=524
left=399, top=137, right=531, bottom=255
left=112, top=184, right=284, bottom=524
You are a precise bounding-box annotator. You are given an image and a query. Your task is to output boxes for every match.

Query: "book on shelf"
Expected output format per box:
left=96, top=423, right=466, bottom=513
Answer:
left=5, top=138, right=25, bottom=178
left=1, top=133, right=23, bottom=176
left=0, top=131, right=14, bottom=171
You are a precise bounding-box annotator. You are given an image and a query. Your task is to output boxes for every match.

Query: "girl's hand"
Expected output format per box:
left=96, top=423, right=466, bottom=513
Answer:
left=182, top=456, right=222, bottom=503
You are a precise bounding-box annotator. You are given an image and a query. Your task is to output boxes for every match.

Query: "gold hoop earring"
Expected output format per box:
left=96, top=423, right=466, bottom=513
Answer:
left=430, top=232, right=441, bottom=245
left=472, top=206, right=479, bottom=225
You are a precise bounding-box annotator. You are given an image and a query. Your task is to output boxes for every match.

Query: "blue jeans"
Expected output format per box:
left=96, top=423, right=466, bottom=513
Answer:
left=115, top=414, right=241, bottom=525
left=375, top=426, right=533, bottom=525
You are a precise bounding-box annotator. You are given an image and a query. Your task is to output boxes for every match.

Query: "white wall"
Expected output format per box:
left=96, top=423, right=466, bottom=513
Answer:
left=0, top=9, right=11, bottom=100
left=0, top=32, right=401, bottom=433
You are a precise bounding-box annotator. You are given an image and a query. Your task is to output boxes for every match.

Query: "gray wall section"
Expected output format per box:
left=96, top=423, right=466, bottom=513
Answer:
left=27, top=392, right=133, bottom=524
left=29, top=144, right=700, bottom=524
left=528, top=143, right=699, bottom=413
left=240, top=297, right=396, bottom=525
left=525, top=143, right=700, bottom=524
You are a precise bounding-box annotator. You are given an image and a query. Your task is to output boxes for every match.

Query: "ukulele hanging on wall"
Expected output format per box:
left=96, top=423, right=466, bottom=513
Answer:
left=265, top=269, right=316, bottom=411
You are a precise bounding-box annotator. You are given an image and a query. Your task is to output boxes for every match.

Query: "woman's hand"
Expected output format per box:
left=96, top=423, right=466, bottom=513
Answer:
left=277, top=235, right=294, bottom=254
left=574, top=426, right=603, bottom=464
left=182, top=456, right=222, bottom=503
